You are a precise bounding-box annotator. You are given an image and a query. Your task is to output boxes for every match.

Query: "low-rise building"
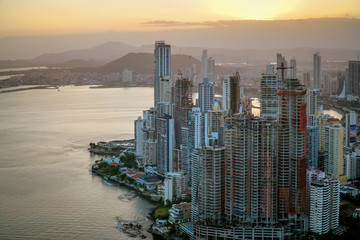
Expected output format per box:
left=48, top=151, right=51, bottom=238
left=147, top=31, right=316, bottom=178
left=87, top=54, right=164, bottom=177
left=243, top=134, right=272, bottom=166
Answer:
left=169, top=202, right=192, bottom=224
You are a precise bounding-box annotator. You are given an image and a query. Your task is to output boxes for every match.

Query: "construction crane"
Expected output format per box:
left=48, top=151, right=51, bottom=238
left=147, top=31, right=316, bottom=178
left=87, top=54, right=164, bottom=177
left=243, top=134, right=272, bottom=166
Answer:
left=276, top=62, right=293, bottom=83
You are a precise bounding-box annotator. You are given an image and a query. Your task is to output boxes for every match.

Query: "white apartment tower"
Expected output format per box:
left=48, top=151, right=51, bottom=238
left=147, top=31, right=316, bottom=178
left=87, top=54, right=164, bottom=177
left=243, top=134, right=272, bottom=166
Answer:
left=154, top=41, right=171, bottom=108
left=310, top=177, right=340, bottom=234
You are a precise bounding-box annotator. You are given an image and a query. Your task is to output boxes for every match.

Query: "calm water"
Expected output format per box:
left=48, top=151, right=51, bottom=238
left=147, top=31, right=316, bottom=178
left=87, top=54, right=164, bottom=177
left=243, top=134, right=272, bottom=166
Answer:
left=0, top=86, right=157, bottom=240
left=0, top=86, right=343, bottom=239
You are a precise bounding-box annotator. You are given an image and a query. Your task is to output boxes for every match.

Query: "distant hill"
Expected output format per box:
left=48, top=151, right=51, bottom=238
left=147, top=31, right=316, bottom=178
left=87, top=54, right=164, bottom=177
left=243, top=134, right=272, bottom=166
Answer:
left=98, top=52, right=201, bottom=74
left=0, top=41, right=137, bottom=68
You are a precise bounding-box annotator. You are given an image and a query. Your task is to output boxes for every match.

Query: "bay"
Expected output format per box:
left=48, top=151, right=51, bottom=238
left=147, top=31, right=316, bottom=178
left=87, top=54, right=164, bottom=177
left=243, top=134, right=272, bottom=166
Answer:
left=0, top=86, right=157, bottom=240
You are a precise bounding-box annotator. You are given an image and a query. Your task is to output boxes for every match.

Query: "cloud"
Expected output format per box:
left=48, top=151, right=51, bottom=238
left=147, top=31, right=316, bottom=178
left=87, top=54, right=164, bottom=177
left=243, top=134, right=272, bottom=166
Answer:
left=142, top=20, right=233, bottom=27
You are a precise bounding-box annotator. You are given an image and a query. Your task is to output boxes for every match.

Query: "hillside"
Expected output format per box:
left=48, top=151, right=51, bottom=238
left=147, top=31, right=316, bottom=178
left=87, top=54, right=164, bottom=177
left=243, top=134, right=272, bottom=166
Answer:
left=98, top=53, right=201, bottom=74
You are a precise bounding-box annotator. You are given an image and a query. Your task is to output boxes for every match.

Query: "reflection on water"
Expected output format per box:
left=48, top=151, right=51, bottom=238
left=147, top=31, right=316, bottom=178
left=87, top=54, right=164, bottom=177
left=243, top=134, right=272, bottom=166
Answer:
left=0, top=86, right=157, bottom=239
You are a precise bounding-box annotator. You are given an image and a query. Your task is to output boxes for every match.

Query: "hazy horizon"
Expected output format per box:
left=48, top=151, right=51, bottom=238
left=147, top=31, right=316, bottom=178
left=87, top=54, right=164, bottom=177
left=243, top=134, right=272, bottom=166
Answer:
left=1, top=18, right=360, bottom=60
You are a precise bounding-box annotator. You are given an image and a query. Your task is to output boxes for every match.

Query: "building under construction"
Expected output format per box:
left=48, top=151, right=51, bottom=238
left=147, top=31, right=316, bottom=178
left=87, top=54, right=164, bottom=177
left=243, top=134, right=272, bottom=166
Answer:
left=277, top=78, right=307, bottom=236
left=173, top=77, right=193, bottom=148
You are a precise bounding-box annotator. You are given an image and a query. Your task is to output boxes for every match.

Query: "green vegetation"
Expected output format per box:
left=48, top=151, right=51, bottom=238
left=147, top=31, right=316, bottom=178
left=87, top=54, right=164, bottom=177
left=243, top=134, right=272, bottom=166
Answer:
left=154, top=207, right=169, bottom=219
left=341, top=193, right=360, bottom=205
left=121, top=154, right=138, bottom=168
left=97, top=161, right=119, bottom=176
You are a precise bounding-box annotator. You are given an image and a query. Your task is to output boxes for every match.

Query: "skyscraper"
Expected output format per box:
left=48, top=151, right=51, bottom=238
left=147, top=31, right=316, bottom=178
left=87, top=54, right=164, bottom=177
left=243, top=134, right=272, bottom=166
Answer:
left=260, top=65, right=281, bottom=118
left=310, top=177, right=340, bottom=234
left=277, top=53, right=287, bottom=80
left=277, top=78, right=307, bottom=222
left=191, top=146, right=225, bottom=225
left=348, top=61, right=360, bottom=98
left=313, top=52, right=321, bottom=90
left=201, top=49, right=208, bottom=80
left=208, top=57, right=215, bottom=82
left=154, top=41, right=171, bottom=108
left=222, top=72, right=241, bottom=116
left=324, top=120, right=344, bottom=179
left=290, top=57, right=297, bottom=79
left=307, top=126, right=319, bottom=169
left=345, top=111, right=357, bottom=147
left=306, top=89, right=320, bottom=123
left=198, top=77, right=214, bottom=112
left=156, top=114, right=175, bottom=173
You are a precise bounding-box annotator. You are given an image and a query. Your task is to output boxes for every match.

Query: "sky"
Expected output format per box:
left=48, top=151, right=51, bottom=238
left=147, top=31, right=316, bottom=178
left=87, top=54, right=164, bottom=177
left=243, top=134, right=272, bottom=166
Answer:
left=0, top=0, right=360, bottom=37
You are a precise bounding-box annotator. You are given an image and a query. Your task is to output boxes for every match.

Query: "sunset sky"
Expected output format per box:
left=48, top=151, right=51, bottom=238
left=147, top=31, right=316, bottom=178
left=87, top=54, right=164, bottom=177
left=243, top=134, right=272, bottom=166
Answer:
left=0, top=0, right=360, bottom=37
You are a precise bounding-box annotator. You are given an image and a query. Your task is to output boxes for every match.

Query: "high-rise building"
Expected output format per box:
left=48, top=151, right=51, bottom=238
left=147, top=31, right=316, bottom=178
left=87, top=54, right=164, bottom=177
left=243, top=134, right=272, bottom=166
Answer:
left=348, top=61, right=360, bottom=99
left=222, top=72, right=241, bottom=116
left=198, top=78, right=214, bottom=112
left=324, top=120, right=344, bottom=179
left=142, top=138, right=157, bottom=166
left=208, top=57, right=215, bottom=82
left=306, top=167, right=326, bottom=216
left=173, top=77, right=193, bottom=146
left=345, top=111, right=357, bottom=147
left=277, top=78, right=307, bottom=223
left=303, top=72, right=311, bottom=88
left=307, top=126, right=319, bottom=169
left=156, top=114, right=175, bottom=173
left=290, top=57, right=297, bottom=79
left=189, top=107, right=205, bottom=149
left=134, top=116, right=145, bottom=157
left=164, top=171, right=188, bottom=202
left=260, top=65, right=281, bottom=118
left=310, top=177, right=340, bottom=234
left=160, top=76, right=172, bottom=103
left=277, top=53, right=287, bottom=80
left=191, top=146, right=225, bottom=225
left=313, top=52, right=321, bottom=90
left=201, top=49, right=208, bottom=80
left=306, top=89, right=320, bottom=120
left=204, top=106, right=227, bottom=146
left=154, top=41, right=171, bottom=108
left=224, top=114, right=278, bottom=225
left=345, top=144, right=360, bottom=180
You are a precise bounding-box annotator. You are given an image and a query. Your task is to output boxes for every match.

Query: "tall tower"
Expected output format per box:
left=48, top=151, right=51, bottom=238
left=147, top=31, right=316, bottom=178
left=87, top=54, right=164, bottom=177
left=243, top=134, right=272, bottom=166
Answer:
left=277, top=78, right=307, bottom=221
left=277, top=53, right=287, bottom=80
left=156, top=114, right=175, bottom=173
left=154, top=41, right=171, bottom=108
left=260, top=65, right=281, bottom=118
left=201, top=49, right=208, bottom=80
left=208, top=57, right=215, bottom=82
left=345, top=111, right=357, bottom=147
left=191, top=146, right=225, bottom=225
left=313, top=52, right=321, bottom=90
left=224, top=114, right=278, bottom=225
left=325, top=121, right=344, bottom=179
left=198, top=78, right=214, bottom=112
left=290, top=57, right=297, bottom=79
left=222, top=72, right=241, bottom=116
left=348, top=61, right=360, bottom=98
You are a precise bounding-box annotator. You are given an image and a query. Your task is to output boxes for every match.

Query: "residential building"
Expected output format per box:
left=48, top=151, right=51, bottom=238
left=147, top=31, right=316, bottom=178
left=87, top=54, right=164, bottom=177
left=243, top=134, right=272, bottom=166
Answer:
left=222, top=72, right=241, bottom=116
left=345, top=111, right=357, bottom=147
left=198, top=77, right=214, bottom=112
left=307, top=125, right=319, bottom=168
left=310, top=177, right=340, bottom=234
left=156, top=114, right=175, bottom=173
left=154, top=41, right=171, bottom=108
left=314, top=52, right=321, bottom=90
left=324, top=120, right=344, bottom=179
left=169, top=202, right=192, bottom=224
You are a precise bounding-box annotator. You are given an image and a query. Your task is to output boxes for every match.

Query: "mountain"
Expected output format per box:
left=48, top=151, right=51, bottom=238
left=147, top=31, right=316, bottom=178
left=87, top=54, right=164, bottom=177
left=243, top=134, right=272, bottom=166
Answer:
left=1, top=18, right=359, bottom=60
left=98, top=52, right=201, bottom=74
left=31, top=41, right=136, bottom=64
